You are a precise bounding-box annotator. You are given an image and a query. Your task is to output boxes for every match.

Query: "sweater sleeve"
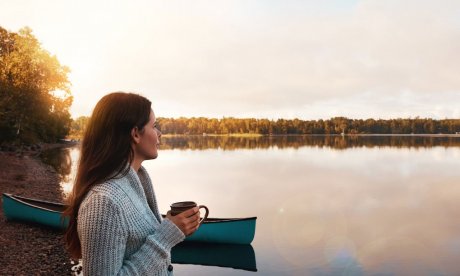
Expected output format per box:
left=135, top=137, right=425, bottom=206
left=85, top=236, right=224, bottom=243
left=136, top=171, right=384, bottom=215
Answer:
left=78, top=193, right=185, bottom=276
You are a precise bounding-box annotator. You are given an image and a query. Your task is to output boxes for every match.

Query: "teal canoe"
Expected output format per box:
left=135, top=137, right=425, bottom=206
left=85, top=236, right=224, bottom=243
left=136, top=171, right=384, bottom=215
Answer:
left=2, top=193, right=69, bottom=229
left=2, top=193, right=257, bottom=245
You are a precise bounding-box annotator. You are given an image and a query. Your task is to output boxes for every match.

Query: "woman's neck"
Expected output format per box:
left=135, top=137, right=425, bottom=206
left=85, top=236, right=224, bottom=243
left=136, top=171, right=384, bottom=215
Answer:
left=131, top=158, right=142, bottom=172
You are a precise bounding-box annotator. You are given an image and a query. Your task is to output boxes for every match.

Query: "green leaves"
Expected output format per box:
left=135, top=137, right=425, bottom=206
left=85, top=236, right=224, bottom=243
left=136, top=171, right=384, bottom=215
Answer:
left=0, top=26, right=72, bottom=143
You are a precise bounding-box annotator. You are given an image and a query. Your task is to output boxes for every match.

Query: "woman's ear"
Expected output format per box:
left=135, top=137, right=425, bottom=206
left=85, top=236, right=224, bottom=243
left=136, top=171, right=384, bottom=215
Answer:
left=131, top=127, right=141, bottom=144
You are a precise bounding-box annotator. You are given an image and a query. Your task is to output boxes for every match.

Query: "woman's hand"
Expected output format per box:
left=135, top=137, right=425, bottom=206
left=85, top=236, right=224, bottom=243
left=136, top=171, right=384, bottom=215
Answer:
left=166, top=207, right=201, bottom=236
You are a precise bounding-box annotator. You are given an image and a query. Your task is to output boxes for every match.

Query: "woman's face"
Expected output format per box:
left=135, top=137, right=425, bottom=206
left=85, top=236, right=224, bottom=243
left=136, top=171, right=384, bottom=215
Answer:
left=136, top=110, right=162, bottom=160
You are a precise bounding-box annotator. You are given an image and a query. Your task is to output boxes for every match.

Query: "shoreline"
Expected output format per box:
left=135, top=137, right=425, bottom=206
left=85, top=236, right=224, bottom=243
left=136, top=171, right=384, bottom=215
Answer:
left=0, top=145, right=73, bottom=275
left=162, top=133, right=460, bottom=137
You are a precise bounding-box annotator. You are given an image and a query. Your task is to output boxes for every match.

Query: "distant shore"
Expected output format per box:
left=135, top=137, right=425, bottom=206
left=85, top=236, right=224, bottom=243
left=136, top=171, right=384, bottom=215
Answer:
left=0, top=144, right=73, bottom=275
left=67, top=133, right=460, bottom=141
left=161, top=133, right=460, bottom=137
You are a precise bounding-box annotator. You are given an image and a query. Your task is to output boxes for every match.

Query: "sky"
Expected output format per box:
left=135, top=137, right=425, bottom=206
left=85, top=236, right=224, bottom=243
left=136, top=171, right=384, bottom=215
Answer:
left=1, top=0, right=459, bottom=120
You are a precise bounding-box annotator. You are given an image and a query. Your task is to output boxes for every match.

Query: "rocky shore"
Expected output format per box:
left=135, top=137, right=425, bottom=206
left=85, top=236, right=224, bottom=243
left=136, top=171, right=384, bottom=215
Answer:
left=0, top=144, right=75, bottom=275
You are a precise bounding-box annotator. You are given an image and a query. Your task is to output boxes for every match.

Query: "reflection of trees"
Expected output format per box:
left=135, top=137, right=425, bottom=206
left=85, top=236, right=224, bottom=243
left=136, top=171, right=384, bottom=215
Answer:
left=38, top=136, right=460, bottom=173
left=40, top=148, right=72, bottom=179
left=160, top=135, right=460, bottom=151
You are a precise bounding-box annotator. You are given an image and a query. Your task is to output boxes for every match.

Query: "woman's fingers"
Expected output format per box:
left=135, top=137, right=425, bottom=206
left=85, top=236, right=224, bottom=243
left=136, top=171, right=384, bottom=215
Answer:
left=178, top=207, right=199, bottom=218
left=185, top=210, right=201, bottom=223
left=182, top=211, right=200, bottom=234
left=167, top=207, right=202, bottom=236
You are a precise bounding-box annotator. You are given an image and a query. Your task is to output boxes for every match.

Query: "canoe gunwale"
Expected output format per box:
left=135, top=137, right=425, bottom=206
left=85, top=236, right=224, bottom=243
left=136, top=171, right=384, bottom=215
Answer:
left=198, top=217, right=257, bottom=223
left=3, top=193, right=64, bottom=214
left=161, top=214, right=257, bottom=223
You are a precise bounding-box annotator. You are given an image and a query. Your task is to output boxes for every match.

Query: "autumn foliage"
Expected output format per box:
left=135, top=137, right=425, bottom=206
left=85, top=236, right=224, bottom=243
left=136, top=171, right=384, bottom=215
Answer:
left=0, top=26, right=72, bottom=143
left=69, top=116, right=460, bottom=138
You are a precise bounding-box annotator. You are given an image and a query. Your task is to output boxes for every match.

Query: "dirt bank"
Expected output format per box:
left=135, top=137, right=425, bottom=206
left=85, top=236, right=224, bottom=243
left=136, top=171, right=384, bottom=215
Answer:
left=0, top=146, right=74, bottom=275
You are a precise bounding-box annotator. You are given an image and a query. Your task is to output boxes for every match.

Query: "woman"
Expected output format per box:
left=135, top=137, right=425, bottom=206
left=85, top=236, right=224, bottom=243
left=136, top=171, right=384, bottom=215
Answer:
left=63, top=92, right=200, bottom=275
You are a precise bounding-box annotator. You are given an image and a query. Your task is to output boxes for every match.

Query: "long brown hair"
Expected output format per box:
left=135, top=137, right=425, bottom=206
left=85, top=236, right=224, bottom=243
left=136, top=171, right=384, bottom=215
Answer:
left=63, top=92, right=152, bottom=258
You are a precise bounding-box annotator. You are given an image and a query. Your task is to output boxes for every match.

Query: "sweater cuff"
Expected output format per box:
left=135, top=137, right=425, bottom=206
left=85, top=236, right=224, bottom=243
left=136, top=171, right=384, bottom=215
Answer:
left=151, top=218, right=185, bottom=251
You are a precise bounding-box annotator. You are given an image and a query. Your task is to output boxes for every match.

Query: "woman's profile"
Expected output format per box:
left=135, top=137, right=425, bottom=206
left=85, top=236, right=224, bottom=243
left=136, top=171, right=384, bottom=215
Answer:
left=63, top=92, right=201, bottom=275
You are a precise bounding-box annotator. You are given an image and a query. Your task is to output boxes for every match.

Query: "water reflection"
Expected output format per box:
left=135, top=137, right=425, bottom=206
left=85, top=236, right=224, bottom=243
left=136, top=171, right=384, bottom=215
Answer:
left=39, top=146, right=79, bottom=198
left=40, top=147, right=72, bottom=176
left=41, top=136, right=460, bottom=275
left=172, top=242, right=257, bottom=272
left=161, top=135, right=460, bottom=150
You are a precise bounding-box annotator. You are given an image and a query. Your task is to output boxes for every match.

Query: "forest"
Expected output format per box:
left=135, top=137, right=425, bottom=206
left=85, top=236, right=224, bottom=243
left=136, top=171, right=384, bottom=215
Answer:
left=0, top=26, right=72, bottom=144
left=69, top=116, right=460, bottom=138
left=156, top=116, right=460, bottom=135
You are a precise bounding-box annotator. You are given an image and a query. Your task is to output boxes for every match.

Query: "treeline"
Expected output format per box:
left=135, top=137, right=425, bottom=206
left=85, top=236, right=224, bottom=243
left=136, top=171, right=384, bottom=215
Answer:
left=69, top=116, right=460, bottom=137
left=157, top=117, right=460, bottom=135
left=0, top=26, right=72, bottom=144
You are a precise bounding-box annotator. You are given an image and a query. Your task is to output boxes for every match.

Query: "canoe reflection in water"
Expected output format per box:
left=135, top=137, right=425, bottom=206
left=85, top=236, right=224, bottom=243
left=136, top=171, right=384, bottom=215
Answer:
left=172, top=242, right=257, bottom=272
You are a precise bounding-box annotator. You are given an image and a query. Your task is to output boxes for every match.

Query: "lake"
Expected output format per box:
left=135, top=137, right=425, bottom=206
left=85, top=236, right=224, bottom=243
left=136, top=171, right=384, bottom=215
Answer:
left=44, top=135, right=460, bottom=275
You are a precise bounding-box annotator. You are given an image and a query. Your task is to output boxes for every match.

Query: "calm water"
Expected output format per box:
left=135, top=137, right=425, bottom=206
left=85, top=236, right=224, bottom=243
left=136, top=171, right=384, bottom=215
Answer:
left=43, top=135, right=460, bottom=275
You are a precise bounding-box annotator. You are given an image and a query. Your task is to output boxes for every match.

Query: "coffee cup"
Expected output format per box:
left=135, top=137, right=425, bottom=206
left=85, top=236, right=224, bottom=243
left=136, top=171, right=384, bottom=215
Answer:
left=170, top=201, right=209, bottom=225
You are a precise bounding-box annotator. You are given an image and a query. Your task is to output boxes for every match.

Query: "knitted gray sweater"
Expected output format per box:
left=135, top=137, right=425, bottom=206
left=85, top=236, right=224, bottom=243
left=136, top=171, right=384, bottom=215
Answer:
left=77, top=166, right=185, bottom=275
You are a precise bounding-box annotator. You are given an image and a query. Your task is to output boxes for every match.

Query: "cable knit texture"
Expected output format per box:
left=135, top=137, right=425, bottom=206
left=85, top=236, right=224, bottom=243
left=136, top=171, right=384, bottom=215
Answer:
left=78, top=166, right=185, bottom=276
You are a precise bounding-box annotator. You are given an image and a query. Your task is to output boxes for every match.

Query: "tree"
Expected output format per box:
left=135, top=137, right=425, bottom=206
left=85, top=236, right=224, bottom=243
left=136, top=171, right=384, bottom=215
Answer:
left=68, top=116, right=89, bottom=138
left=0, top=26, right=72, bottom=143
